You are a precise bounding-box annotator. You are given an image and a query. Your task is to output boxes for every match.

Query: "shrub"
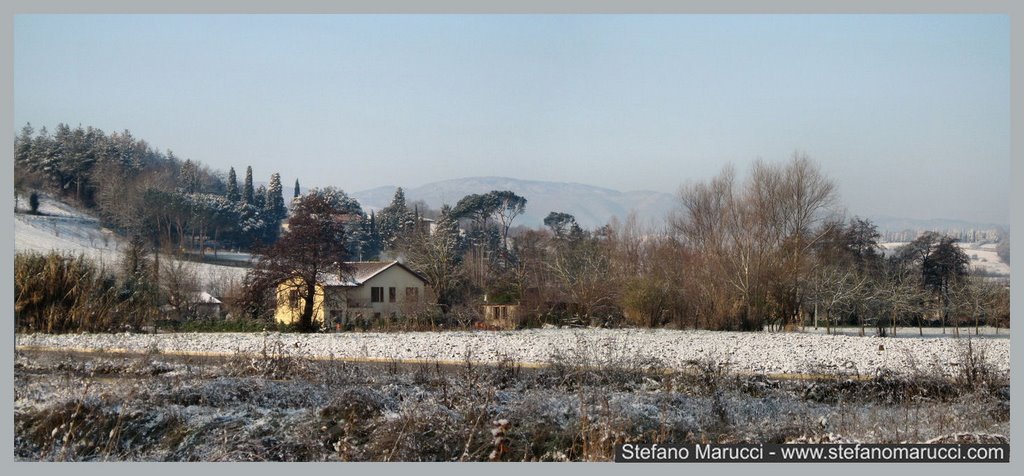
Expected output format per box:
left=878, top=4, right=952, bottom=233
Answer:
left=15, top=251, right=150, bottom=333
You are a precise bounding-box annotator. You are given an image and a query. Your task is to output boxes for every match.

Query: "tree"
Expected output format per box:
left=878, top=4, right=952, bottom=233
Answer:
left=756, top=154, right=838, bottom=330
left=546, top=213, right=616, bottom=325
left=29, top=192, right=40, bottom=215
left=242, top=165, right=255, bottom=204
left=876, top=256, right=928, bottom=336
left=898, top=232, right=970, bottom=333
left=254, top=184, right=267, bottom=211
left=266, top=173, right=287, bottom=223
left=949, top=277, right=1005, bottom=336
left=14, top=123, right=34, bottom=170
left=180, top=158, right=199, bottom=194
left=355, top=211, right=383, bottom=261
left=294, top=178, right=301, bottom=199
left=226, top=167, right=240, bottom=202
left=379, top=187, right=415, bottom=250
left=404, top=205, right=466, bottom=313
left=244, top=192, right=352, bottom=332
left=490, top=190, right=527, bottom=259
left=808, top=264, right=871, bottom=334
left=544, top=212, right=577, bottom=238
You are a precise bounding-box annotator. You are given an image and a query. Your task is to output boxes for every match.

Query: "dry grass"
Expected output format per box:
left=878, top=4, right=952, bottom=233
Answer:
left=14, top=342, right=1010, bottom=462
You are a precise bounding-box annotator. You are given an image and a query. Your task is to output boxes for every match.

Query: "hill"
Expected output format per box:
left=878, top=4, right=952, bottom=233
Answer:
left=14, top=193, right=248, bottom=290
left=352, top=177, right=678, bottom=229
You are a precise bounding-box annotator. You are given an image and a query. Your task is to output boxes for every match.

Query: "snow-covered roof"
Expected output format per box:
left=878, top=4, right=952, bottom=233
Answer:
left=192, top=291, right=222, bottom=304
left=319, top=261, right=427, bottom=287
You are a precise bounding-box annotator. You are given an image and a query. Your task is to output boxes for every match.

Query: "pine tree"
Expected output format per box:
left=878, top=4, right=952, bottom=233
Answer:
left=379, top=187, right=414, bottom=249
left=180, top=158, right=199, bottom=194
left=14, top=123, right=34, bottom=167
left=358, top=210, right=383, bottom=260
left=254, top=184, right=267, bottom=211
left=267, top=173, right=286, bottom=222
left=242, top=166, right=254, bottom=204
left=226, top=167, right=240, bottom=202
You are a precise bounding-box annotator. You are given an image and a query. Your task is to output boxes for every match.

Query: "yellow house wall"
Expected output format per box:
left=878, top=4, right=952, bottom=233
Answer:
left=274, top=265, right=429, bottom=325
left=274, top=277, right=327, bottom=326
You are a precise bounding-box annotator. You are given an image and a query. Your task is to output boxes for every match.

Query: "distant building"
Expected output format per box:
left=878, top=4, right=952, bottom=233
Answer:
left=160, top=291, right=223, bottom=320
left=482, top=303, right=521, bottom=329
left=191, top=291, right=223, bottom=318
left=274, top=261, right=430, bottom=329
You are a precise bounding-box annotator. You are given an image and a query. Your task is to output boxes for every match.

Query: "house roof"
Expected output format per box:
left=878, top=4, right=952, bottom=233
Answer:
left=319, top=261, right=428, bottom=287
left=193, top=291, right=222, bottom=304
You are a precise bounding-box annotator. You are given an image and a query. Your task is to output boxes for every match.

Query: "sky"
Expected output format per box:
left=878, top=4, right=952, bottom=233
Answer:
left=13, top=14, right=1010, bottom=225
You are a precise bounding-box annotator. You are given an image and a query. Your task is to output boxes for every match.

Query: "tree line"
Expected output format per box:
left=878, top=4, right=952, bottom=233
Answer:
left=241, top=154, right=1008, bottom=334
left=14, top=123, right=293, bottom=252
left=14, top=123, right=1009, bottom=334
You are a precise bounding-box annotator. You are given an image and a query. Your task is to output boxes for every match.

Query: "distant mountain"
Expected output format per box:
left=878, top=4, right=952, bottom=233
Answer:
left=352, top=177, right=679, bottom=229
left=868, top=215, right=1008, bottom=234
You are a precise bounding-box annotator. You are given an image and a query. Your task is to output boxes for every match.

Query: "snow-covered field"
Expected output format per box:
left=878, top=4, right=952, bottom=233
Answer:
left=14, top=194, right=248, bottom=288
left=16, top=328, right=1009, bottom=378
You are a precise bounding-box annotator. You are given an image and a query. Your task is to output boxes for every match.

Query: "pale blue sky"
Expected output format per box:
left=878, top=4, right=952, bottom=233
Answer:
left=13, top=14, right=1010, bottom=225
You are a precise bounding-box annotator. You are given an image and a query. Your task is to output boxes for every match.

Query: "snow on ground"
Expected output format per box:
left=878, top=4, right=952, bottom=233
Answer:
left=15, top=328, right=1009, bottom=378
left=960, top=244, right=1010, bottom=276
left=14, top=194, right=248, bottom=287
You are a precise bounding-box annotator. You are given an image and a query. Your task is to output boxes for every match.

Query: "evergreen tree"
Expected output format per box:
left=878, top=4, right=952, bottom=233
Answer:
left=379, top=187, right=414, bottom=249
left=357, top=210, right=383, bottom=261
left=14, top=123, right=34, bottom=167
left=226, top=167, right=240, bottom=202
left=294, top=178, right=301, bottom=198
left=254, top=184, right=267, bottom=212
left=180, top=158, right=199, bottom=194
left=242, top=166, right=254, bottom=204
left=266, top=173, right=286, bottom=222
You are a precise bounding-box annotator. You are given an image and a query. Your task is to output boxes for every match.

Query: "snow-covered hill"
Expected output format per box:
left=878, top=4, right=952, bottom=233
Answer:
left=14, top=194, right=248, bottom=289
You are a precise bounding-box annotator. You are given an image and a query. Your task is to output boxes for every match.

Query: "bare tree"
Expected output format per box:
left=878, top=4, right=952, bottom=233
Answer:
left=403, top=205, right=466, bottom=313
left=808, top=264, right=868, bottom=334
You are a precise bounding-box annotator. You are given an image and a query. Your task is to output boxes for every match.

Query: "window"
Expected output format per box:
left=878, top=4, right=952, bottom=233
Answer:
left=389, top=287, right=396, bottom=303
left=288, top=290, right=299, bottom=309
left=371, top=287, right=384, bottom=303
left=405, top=287, right=419, bottom=301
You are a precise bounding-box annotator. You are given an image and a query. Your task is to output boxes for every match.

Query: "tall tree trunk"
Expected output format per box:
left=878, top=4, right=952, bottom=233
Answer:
left=301, top=282, right=317, bottom=332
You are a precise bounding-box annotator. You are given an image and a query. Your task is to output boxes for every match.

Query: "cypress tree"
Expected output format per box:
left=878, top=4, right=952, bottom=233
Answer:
left=226, top=167, right=240, bottom=202
left=242, top=166, right=254, bottom=204
left=294, top=178, right=301, bottom=198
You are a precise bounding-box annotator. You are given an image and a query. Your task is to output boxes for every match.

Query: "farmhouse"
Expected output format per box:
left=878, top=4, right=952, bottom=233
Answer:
left=275, top=261, right=429, bottom=328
